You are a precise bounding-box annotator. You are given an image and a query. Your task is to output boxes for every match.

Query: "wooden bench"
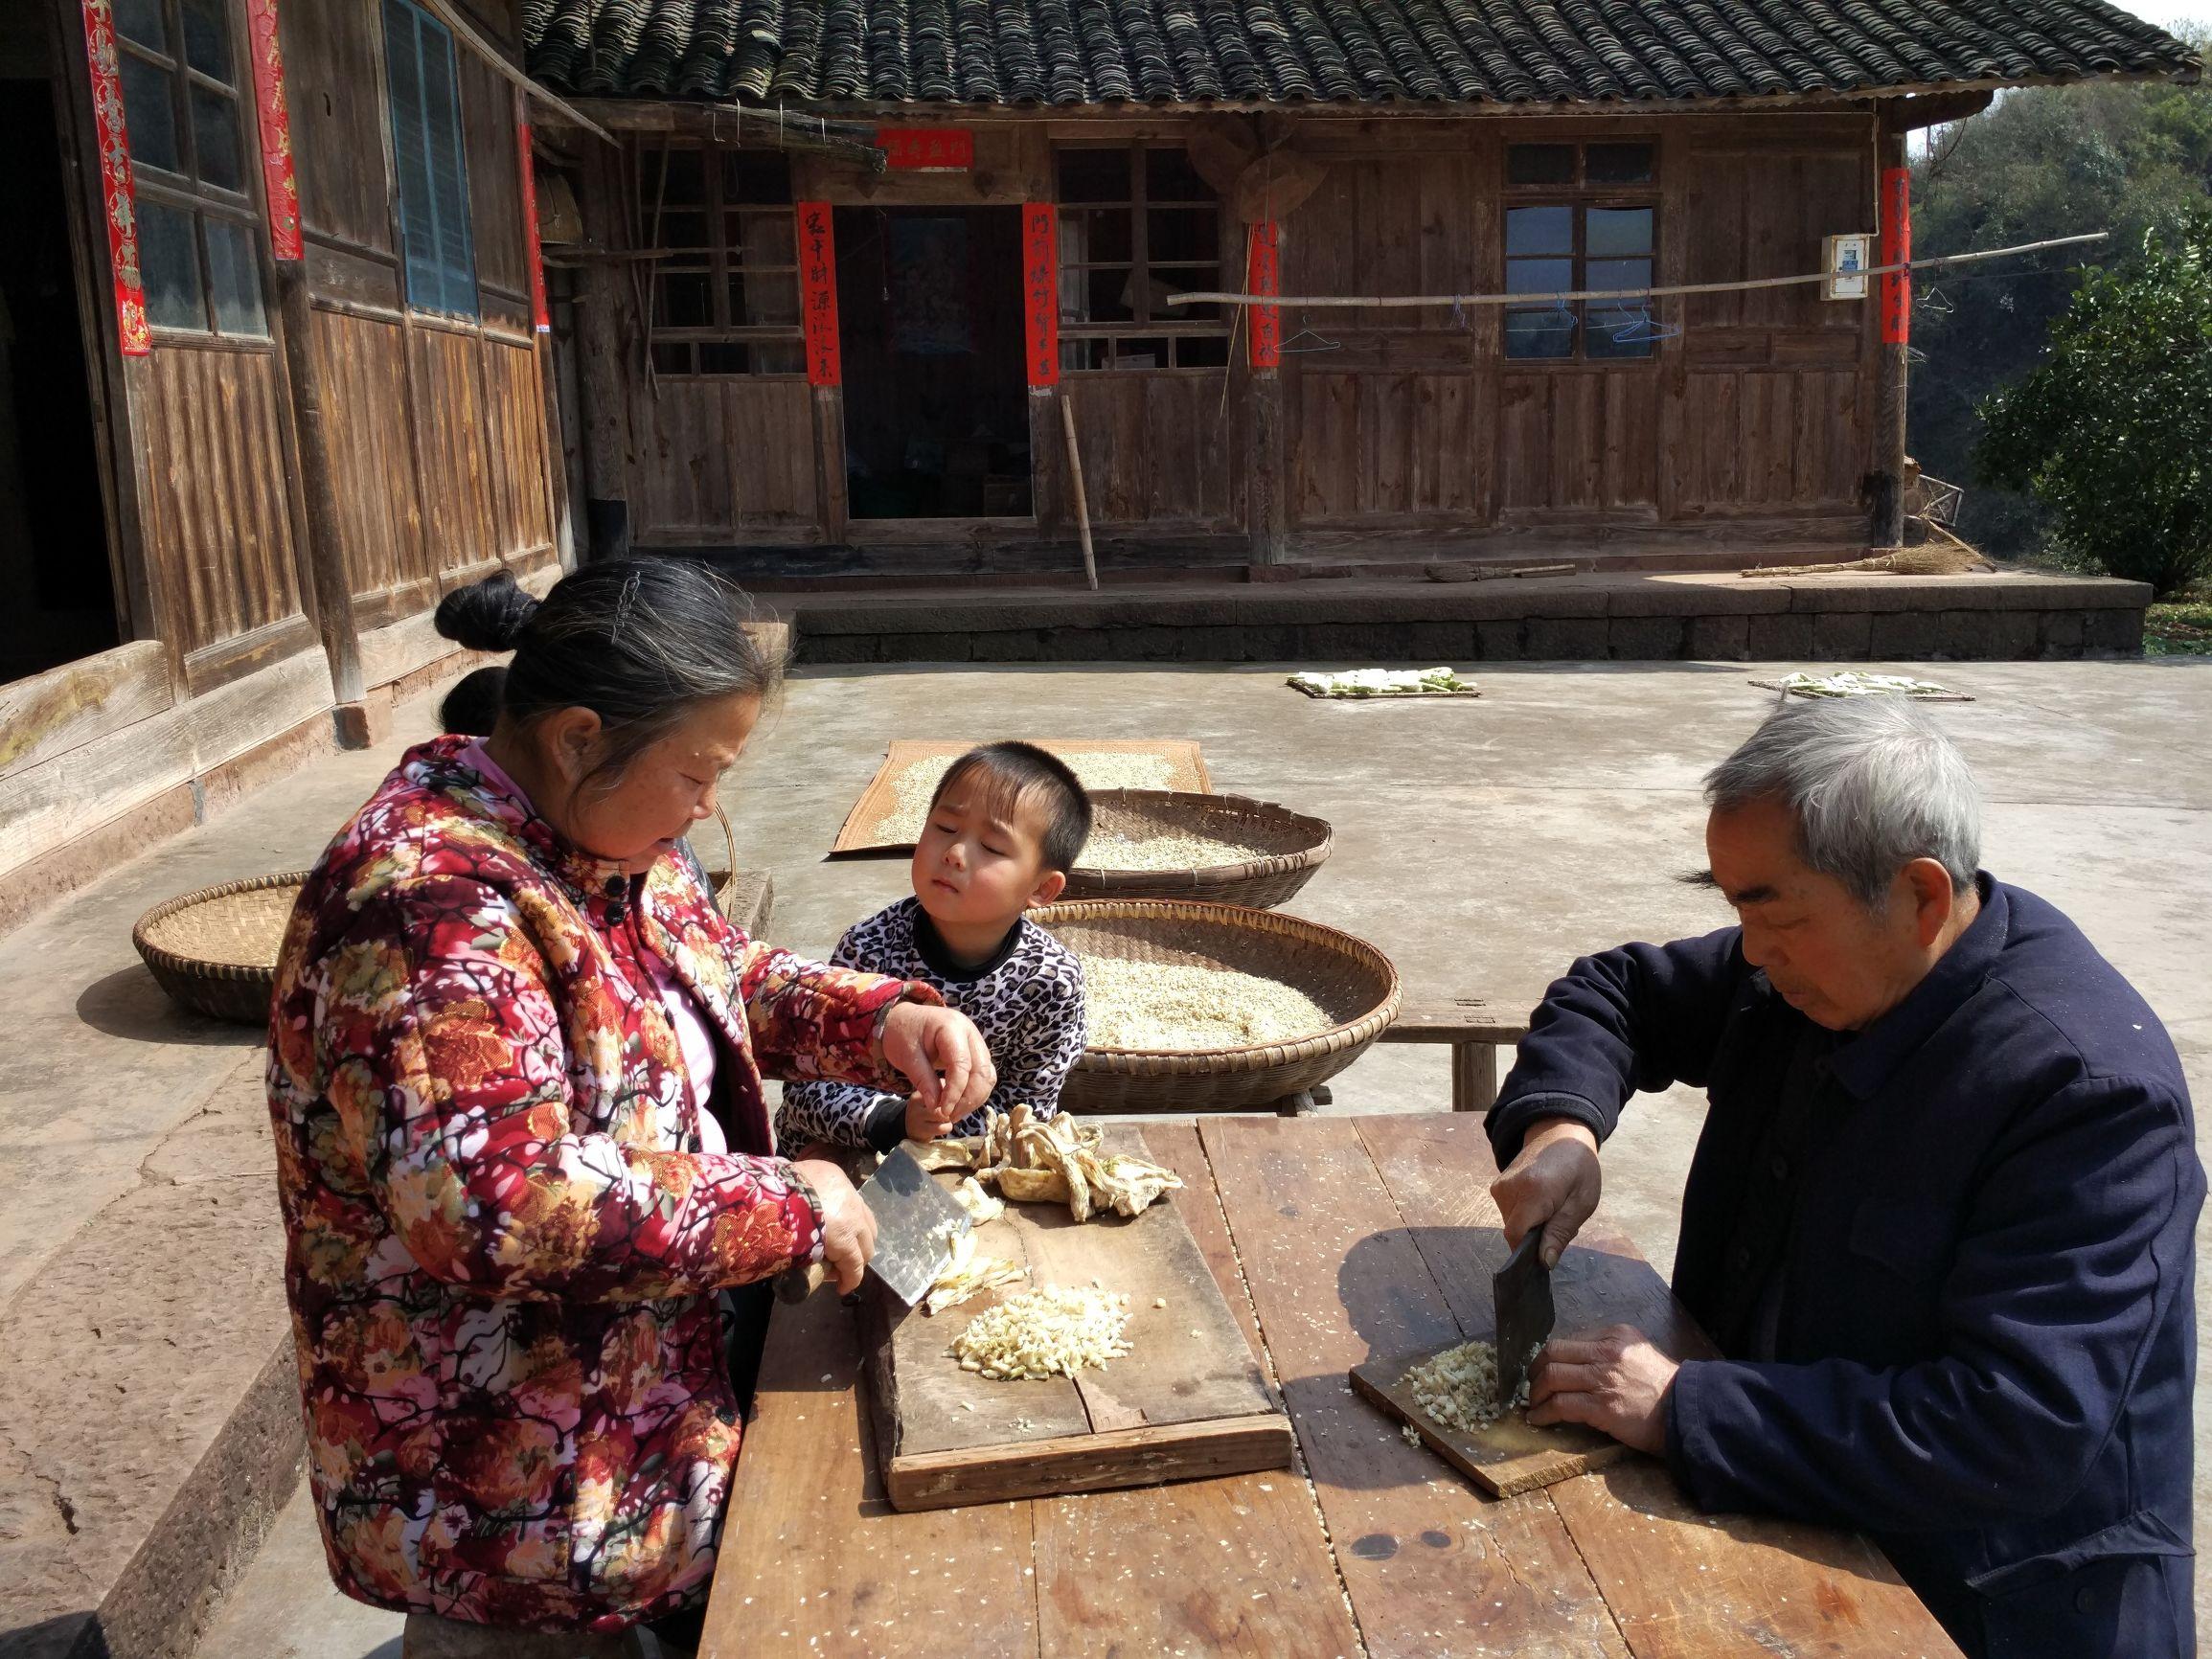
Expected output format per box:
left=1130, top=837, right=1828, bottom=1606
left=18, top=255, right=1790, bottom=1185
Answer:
left=1374, top=995, right=1530, bottom=1112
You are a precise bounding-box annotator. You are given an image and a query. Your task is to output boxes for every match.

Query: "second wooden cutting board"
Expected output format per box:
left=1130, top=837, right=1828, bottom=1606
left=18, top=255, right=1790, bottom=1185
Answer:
left=1350, top=1347, right=1633, bottom=1498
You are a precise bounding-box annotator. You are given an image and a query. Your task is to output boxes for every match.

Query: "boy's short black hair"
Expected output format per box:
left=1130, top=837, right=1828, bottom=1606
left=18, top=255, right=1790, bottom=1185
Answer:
left=439, top=666, right=509, bottom=737
left=928, top=741, right=1093, bottom=874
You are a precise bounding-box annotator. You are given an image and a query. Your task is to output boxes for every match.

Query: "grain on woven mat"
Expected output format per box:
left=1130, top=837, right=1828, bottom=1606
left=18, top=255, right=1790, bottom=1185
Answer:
left=1081, top=956, right=1331, bottom=1051
left=1081, top=828, right=1270, bottom=872
left=878, top=751, right=1181, bottom=844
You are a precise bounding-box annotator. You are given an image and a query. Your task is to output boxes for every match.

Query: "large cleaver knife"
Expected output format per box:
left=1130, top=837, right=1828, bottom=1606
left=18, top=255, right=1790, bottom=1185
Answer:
left=773, top=1143, right=971, bottom=1306
left=1493, top=1230, right=1557, bottom=1412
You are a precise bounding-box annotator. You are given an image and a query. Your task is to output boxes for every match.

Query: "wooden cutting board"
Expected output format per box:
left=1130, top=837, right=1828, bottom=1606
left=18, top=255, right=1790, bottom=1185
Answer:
left=857, top=1127, right=1293, bottom=1511
left=1351, top=1346, right=1634, bottom=1498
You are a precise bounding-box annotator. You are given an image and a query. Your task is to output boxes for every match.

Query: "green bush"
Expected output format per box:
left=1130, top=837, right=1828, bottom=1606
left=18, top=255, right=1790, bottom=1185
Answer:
left=1975, top=214, right=2212, bottom=597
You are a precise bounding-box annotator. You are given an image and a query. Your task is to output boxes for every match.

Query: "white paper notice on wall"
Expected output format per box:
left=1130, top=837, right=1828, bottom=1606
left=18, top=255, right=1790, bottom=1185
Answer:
left=1823, top=234, right=1873, bottom=301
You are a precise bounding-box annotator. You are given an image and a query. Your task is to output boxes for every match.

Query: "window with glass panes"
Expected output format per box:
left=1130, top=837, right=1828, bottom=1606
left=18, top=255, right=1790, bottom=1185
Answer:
left=637, top=147, right=802, bottom=376
left=1055, top=148, right=1228, bottom=372
left=1501, top=141, right=1658, bottom=363
left=111, top=0, right=267, bottom=338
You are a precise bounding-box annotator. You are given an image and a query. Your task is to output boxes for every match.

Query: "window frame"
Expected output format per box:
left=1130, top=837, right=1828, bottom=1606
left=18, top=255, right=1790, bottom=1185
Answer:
left=112, top=0, right=270, bottom=341
left=1053, top=144, right=1231, bottom=375
left=1500, top=138, right=1663, bottom=368
left=634, top=143, right=804, bottom=379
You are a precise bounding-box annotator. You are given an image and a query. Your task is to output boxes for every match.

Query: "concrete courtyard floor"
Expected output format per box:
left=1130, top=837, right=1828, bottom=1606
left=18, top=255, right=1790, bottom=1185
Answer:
left=1, top=655, right=2204, bottom=1655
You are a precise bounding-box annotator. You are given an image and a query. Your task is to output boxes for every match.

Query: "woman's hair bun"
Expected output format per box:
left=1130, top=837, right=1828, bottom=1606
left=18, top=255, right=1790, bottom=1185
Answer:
left=434, top=571, right=539, bottom=653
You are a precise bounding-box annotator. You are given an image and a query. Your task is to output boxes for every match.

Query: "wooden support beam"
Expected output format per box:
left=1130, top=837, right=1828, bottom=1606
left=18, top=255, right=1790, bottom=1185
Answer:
left=272, top=260, right=364, bottom=706
left=574, top=145, right=636, bottom=557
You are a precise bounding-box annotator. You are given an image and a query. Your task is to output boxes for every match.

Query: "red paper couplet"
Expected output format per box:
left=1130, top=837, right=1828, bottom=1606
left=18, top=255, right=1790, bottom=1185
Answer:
left=1247, top=221, right=1281, bottom=369
left=79, top=0, right=149, bottom=354
left=518, top=117, right=549, bottom=332
left=797, top=201, right=841, bottom=387
left=1021, top=202, right=1058, bottom=388
left=1880, top=166, right=1911, bottom=346
left=876, top=126, right=974, bottom=172
left=244, top=0, right=301, bottom=261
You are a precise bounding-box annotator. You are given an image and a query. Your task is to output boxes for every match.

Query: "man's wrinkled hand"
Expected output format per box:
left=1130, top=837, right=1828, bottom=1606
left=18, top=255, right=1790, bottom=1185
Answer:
left=1489, top=1117, right=1602, bottom=1269
left=1524, top=1324, right=1679, bottom=1455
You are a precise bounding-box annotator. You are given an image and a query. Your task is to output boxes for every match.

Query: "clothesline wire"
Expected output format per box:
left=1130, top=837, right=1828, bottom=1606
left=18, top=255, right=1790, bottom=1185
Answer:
left=1165, top=230, right=2106, bottom=311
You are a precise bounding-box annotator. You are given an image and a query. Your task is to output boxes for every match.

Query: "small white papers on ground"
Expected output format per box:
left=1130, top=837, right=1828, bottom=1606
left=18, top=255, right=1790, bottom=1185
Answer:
left=1288, top=667, right=1478, bottom=699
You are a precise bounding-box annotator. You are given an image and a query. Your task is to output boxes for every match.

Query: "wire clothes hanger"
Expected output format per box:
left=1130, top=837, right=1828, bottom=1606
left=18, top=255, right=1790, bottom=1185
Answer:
left=1279, top=322, right=1342, bottom=353
left=1608, top=304, right=1681, bottom=344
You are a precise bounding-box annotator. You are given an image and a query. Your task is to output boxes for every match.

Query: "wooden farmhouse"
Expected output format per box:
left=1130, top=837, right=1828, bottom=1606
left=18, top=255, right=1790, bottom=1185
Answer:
left=2, top=0, right=565, bottom=920
left=520, top=0, right=2198, bottom=579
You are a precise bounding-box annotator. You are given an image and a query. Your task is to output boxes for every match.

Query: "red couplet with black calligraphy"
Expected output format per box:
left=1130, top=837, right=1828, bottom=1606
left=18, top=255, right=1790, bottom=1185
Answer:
left=1880, top=167, right=1910, bottom=346
left=1021, top=202, right=1058, bottom=389
left=79, top=1, right=150, bottom=353
left=244, top=0, right=301, bottom=261
left=797, top=201, right=841, bottom=386
left=877, top=127, right=974, bottom=172
left=1247, top=221, right=1282, bottom=369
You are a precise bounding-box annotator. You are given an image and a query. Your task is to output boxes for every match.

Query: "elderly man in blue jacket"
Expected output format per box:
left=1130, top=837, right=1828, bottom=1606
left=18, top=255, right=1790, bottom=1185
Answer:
left=1489, top=695, right=2200, bottom=1658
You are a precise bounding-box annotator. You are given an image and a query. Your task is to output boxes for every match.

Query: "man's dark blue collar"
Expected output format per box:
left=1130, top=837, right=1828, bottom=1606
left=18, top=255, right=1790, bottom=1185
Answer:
left=1828, top=873, right=2008, bottom=1101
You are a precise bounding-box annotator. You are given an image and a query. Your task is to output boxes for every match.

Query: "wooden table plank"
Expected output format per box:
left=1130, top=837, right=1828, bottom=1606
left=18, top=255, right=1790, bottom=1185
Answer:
left=1200, top=1115, right=1632, bottom=1659
left=1034, top=1473, right=1364, bottom=1658
left=704, top=1284, right=1041, bottom=1657
left=1551, top=1463, right=1962, bottom=1659
left=1027, top=1125, right=1364, bottom=1658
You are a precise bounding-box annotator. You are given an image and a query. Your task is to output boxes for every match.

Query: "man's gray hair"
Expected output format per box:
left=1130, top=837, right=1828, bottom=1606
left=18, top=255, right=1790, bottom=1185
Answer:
left=1703, top=696, right=1981, bottom=908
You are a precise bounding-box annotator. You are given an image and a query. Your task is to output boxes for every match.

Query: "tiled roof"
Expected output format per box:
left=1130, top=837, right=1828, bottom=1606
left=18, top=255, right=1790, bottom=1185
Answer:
left=522, top=0, right=2201, bottom=106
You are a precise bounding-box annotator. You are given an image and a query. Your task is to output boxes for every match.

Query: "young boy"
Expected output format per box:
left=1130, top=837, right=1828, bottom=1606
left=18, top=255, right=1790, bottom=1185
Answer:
left=778, top=741, right=1091, bottom=1152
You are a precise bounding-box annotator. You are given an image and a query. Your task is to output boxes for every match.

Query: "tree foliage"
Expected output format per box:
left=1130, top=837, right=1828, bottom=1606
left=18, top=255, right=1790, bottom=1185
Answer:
left=1974, top=215, right=2212, bottom=595
left=1908, top=34, right=2212, bottom=557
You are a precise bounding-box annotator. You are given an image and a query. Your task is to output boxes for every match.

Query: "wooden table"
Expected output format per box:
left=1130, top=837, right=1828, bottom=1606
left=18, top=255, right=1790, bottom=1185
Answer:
left=704, top=1114, right=1959, bottom=1658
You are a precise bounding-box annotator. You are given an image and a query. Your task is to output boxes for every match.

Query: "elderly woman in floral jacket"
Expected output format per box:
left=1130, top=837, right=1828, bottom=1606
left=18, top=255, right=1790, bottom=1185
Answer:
left=266, top=561, right=994, bottom=1658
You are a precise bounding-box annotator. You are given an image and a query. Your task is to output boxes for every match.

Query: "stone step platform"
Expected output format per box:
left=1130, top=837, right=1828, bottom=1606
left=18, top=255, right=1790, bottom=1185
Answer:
left=782, top=570, right=2148, bottom=667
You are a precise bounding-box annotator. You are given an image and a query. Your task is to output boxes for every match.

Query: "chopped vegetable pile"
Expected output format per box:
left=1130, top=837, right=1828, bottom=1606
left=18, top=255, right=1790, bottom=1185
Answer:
left=1403, top=1339, right=1522, bottom=1434
left=1288, top=666, right=1476, bottom=698
left=952, top=1285, right=1133, bottom=1381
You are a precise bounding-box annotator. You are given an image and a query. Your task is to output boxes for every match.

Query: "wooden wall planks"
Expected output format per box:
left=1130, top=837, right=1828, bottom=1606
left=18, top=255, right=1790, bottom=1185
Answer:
left=311, top=308, right=431, bottom=612
left=141, top=346, right=304, bottom=656
left=629, top=378, right=818, bottom=540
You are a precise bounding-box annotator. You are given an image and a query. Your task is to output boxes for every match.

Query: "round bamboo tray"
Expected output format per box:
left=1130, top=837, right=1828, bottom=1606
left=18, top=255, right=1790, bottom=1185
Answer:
left=132, top=870, right=305, bottom=1025
left=1030, top=899, right=1400, bottom=1111
left=1062, top=790, right=1333, bottom=911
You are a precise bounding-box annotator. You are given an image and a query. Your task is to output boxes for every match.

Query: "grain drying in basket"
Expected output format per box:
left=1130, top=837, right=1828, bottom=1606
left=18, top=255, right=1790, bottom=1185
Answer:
left=879, top=751, right=1182, bottom=845
left=1080, top=828, right=1271, bottom=873
left=1081, top=956, right=1333, bottom=1051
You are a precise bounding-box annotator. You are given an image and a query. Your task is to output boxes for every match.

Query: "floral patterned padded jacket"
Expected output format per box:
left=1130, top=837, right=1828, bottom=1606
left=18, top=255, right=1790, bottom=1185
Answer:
left=265, top=737, right=930, bottom=1632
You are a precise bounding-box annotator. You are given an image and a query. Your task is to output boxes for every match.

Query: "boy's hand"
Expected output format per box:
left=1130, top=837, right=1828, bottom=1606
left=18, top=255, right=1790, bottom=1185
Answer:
left=903, top=1094, right=959, bottom=1143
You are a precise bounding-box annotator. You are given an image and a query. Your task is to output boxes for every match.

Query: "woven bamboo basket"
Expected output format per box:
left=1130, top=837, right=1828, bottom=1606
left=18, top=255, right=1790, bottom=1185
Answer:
left=132, top=807, right=751, bottom=1025
left=132, top=870, right=305, bottom=1025
left=1062, top=790, right=1333, bottom=910
left=1031, top=899, right=1400, bottom=1111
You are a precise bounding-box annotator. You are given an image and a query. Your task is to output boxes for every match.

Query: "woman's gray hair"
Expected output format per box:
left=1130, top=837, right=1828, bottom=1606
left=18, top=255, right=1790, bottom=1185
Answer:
left=1703, top=696, right=1981, bottom=909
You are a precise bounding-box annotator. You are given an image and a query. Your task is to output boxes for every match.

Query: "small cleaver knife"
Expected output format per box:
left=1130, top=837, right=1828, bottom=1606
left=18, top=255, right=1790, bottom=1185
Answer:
left=1493, top=1231, right=1557, bottom=1412
left=773, top=1143, right=971, bottom=1307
